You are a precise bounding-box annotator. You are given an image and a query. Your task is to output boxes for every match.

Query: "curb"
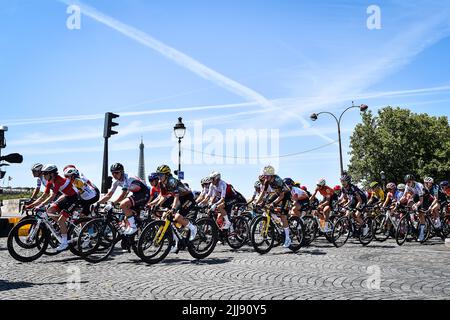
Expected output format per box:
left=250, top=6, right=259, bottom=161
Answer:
left=0, top=217, right=21, bottom=238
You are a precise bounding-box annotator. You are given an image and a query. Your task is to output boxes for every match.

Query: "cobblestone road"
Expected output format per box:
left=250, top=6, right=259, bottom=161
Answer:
left=1, top=237, right=449, bottom=300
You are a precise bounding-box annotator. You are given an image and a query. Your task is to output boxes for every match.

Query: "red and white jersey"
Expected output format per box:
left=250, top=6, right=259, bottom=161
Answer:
left=207, top=180, right=236, bottom=199
left=44, top=175, right=78, bottom=197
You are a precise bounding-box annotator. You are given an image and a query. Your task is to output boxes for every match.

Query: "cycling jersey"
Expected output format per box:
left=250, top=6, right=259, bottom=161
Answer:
left=395, top=191, right=404, bottom=202
left=291, top=187, right=307, bottom=199
left=342, top=184, right=367, bottom=203
left=316, top=186, right=334, bottom=198
left=36, top=176, right=48, bottom=189
left=369, top=189, right=385, bottom=201
left=44, top=175, right=78, bottom=197
left=405, top=182, right=425, bottom=197
left=200, top=185, right=210, bottom=197
left=110, top=173, right=148, bottom=194
left=207, top=180, right=236, bottom=199
left=163, top=176, right=191, bottom=197
left=150, top=185, right=160, bottom=198
left=263, top=175, right=290, bottom=194
left=72, top=178, right=97, bottom=201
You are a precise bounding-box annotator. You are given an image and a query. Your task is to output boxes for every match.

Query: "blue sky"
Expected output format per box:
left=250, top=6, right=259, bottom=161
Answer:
left=1, top=0, right=450, bottom=197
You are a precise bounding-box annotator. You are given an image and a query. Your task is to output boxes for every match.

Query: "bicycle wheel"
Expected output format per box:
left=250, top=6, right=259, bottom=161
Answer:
left=332, top=217, right=351, bottom=248
left=137, top=220, right=173, bottom=264
left=226, top=216, right=249, bottom=249
left=250, top=215, right=275, bottom=254
left=359, top=217, right=375, bottom=246
left=374, top=214, right=391, bottom=242
left=7, top=219, right=49, bottom=262
left=188, top=217, right=218, bottom=259
left=302, top=216, right=318, bottom=246
left=396, top=215, right=412, bottom=246
left=68, top=217, right=92, bottom=256
left=288, top=216, right=304, bottom=252
left=77, top=218, right=117, bottom=263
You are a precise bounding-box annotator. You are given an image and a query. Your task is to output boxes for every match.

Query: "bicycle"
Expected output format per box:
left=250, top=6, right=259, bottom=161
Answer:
left=209, top=205, right=250, bottom=250
left=331, top=207, right=375, bottom=248
left=249, top=205, right=304, bottom=254
left=76, top=204, right=153, bottom=263
left=7, top=207, right=89, bottom=262
left=136, top=207, right=218, bottom=264
left=395, top=207, right=431, bottom=246
left=373, top=206, right=401, bottom=242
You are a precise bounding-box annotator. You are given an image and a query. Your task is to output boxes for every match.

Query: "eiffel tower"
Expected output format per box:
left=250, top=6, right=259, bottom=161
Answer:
left=138, top=136, right=145, bottom=181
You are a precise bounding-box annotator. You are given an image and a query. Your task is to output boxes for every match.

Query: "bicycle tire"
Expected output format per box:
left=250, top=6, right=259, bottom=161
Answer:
left=250, top=215, right=275, bottom=254
left=7, top=219, right=49, bottom=262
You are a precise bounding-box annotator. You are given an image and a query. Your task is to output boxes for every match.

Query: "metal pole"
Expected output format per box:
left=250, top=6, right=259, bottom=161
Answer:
left=337, top=121, right=344, bottom=175
left=101, top=137, right=109, bottom=194
left=178, top=138, right=181, bottom=179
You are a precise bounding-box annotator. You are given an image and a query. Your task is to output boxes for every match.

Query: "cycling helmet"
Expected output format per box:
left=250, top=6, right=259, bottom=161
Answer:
left=41, top=164, right=58, bottom=174
left=340, top=174, right=352, bottom=183
left=110, top=163, right=124, bottom=172
left=369, top=181, right=379, bottom=188
left=31, top=163, right=43, bottom=172
left=404, top=174, right=415, bottom=183
left=424, top=177, right=434, bottom=184
left=397, top=183, right=406, bottom=190
left=439, top=181, right=449, bottom=188
left=64, top=167, right=79, bottom=178
left=148, top=172, right=159, bottom=182
left=300, top=186, right=308, bottom=191
left=201, top=176, right=212, bottom=185
left=283, top=178, right=295, bottom=187
left=261, top=165, right=275, bottom=176
left=156, top=164, right=171, bottom=175
left=386, top=182, right=396, bottom=190
left=333, top=185, right=341, bottom=191
left=316, top=178, right=326, bottom=187
left=254, top=181, right=261, bottom=189
left=209, top=171, right=221, bottom=180
left=63, top=164, right=76, bottom=172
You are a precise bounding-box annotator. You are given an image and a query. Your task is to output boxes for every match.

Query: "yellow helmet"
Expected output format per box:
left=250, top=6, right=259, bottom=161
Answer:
left=156, top=164, right=171, bottom=175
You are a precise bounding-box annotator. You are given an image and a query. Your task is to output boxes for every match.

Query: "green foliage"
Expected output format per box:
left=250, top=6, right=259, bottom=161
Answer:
left=348, top=107, right=450, bottom=184
left=0, top=192, right=33, bottom=201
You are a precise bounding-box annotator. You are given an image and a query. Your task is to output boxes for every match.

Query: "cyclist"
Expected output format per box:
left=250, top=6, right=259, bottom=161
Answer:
left=423, top=177, right=442, bottom=229
left=382, top=183, right=398, bottom=209
left=96, top=163, right=150, bottom=235
left=367, top=182, right=385, bottom=206
left=310, top=178, right=336, bottom=231
left=205, top=171, right=247, bottom=230
left=154, top=164, right=197, bottom=245
left=63, top=166, right=99, bottom=217
left=285, top=178, right=309, bottom=217
left=25, top=164, right=79, bottom=251
left=30, top=163, right=47, bottom=201
left=401, top=174, right=427, bottom=241
left=254, top=165, right=292, bottom=248
left=196, top=176, right=212, bottom=205
left=339, top=173, right=369, bottom=236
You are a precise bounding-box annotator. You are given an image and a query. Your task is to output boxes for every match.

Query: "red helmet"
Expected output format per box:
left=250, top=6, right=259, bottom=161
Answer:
left=300, top=186, right=307, bottom=191
left=334, top=185, right=341, bottom=191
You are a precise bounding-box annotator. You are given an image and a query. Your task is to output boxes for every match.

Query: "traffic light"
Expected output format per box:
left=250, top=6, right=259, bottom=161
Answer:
left=103, top=112, right=119, bottom=138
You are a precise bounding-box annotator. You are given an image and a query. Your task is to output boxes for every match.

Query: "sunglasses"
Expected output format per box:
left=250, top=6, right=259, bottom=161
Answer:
left=111, top=171, right=122, bottom=175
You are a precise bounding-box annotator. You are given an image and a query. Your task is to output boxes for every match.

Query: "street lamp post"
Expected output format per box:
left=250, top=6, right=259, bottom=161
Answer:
left=310, top=103, right=368, bottom=176
left=380, top=171, right=386, bottom=191
left=173, top=117, right=186, bottom=179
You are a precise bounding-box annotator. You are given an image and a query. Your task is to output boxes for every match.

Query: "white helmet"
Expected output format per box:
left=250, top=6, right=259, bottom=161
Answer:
left=424, top=177, right=434, bottom=184
left=209, top=171, right=221, bottom=180
left=261, top=165, right=275, bottom=176
left=317, top=178, right=326, bottom=187
left=31, top=163, right=43, bottom=172
left=201, top=176, right=211, bottom=184
left=64, top=167, right=79, bottom=178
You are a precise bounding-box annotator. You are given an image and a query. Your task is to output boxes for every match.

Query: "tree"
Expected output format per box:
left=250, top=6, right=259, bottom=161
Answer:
left=348, top=107, right=450, bottom=185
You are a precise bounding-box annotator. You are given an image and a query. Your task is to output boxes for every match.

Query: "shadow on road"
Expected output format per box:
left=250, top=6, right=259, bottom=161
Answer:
left=0, top=279, right=89, bottom=292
